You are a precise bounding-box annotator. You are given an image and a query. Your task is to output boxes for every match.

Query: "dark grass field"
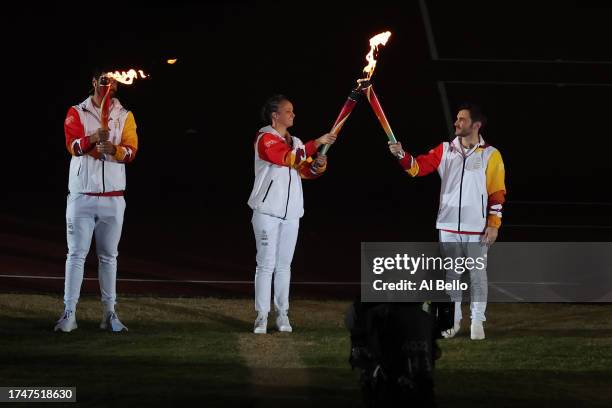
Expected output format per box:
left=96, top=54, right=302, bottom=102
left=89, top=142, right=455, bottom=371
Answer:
left=1, top=294, right=611, bottom=407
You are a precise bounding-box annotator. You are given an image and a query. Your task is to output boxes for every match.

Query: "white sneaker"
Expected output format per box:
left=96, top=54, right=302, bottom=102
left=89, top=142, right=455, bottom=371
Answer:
left=254, top=313, right=267, bottom=334
left=276, top=313, right=292, bottom=333
left=100, top=311, right=128, bottom=332
left=54, top=310, right=77, bottom=332
left=471, top=321, right=485, bottom=340
left=442, top=321, right=461, bottom=339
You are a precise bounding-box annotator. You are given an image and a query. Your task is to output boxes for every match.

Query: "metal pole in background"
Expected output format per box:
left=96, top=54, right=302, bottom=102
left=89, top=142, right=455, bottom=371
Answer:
left=418, top=0, right=454, bottom=137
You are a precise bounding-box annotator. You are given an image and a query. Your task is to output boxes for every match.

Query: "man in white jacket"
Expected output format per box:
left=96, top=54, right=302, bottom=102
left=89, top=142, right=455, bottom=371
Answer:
left=55, top=69, right=138, bottom=333
left=248, top=95, right=336, bottom=334
left=389, top=104, right=506, bottom=340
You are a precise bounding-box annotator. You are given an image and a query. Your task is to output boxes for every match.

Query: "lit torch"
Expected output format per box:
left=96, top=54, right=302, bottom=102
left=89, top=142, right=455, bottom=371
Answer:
left=321, top=31, right=391, bottom=155
left=359, top=31, right=397, bottom=143
left=97, top=68, right=148, bottom=159
left=100, top=68, right=149, bottom=129
left=319, top=82, right=367, bottom=155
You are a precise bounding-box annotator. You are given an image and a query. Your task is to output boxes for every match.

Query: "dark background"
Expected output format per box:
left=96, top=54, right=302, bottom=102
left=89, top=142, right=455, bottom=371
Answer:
left=2, top=1, right=612, bottom=293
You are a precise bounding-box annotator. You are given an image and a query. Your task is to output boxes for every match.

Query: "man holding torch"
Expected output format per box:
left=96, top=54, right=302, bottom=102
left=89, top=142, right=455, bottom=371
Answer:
left=54, top=68, right=138, bottom=333
left=388, top=104, right=506, bottom=340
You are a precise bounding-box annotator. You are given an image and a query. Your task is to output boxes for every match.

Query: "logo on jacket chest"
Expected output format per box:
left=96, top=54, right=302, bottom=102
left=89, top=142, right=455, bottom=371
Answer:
left=466, top=156, right=483, bottom=171
left=450, top=152, right=483, bottom=171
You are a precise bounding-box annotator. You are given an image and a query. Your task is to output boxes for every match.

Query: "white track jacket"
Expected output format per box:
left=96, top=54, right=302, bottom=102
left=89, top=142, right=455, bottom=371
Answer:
left=248, top=125, right=325, bottom=219
left=399, top=136, right=506, bottom=233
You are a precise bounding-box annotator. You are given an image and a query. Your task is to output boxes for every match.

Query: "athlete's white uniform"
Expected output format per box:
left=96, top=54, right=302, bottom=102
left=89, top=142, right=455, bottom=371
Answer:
left=63, top=96, right=138, bottom=313
left=399, top=136, right=506, bottom=323
left=248, top=125, right=325, bottom=314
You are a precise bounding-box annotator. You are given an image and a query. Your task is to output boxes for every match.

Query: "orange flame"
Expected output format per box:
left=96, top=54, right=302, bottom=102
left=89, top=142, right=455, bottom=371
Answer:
left=362, top=31, right=391, bottom=80
left=167, top=59, right=177, bottom=65
left=105, top=69, right=148, bottom=85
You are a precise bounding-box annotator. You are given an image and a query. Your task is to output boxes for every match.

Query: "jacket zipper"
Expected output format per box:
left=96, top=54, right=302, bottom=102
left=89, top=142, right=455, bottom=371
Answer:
left=102, top=162, right=105, bottom=194
left=481, top=194, right=485, bottom=218
left=283, top=167, right=291, bottom=219
left=262, top=180, right=274, bottom=202
left=457, top=156, right=466, bottom=232
left=77, top=163, right=82, bottom=176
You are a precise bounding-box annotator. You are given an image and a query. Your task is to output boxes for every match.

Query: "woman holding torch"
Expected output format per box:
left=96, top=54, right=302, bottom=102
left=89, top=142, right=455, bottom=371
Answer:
left=248, top=95, right=336, bottom=334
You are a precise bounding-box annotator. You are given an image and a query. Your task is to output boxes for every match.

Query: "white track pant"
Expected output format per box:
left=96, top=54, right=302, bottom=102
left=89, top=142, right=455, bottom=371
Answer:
left=439, top=230, right=488, bottom=323
left=252, top=211, right=299, bottom=315
left=64, top=194, right=125, bottom=312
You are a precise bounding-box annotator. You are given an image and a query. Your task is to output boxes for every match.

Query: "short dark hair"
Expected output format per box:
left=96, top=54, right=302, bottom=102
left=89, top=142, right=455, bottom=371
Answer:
left=92, top=66, right=114, bottom=81
left=261, top=94, right=290, bottom=125
left=457, top=103, right=487, bottom=129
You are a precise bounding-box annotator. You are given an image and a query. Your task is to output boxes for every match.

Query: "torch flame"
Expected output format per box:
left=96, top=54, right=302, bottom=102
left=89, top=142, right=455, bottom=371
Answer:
left=362, top=31, right=391, bottom=80
left=105, top=69, right=149, bottom=85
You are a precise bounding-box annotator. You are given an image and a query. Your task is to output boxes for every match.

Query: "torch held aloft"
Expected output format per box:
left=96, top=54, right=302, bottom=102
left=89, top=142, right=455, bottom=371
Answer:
left=320, top=81, right=370, bottom=155
left=364, top=86, right=397, bottom=144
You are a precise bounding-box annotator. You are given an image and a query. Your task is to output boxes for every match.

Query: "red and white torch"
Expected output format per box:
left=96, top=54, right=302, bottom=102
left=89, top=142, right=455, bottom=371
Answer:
left=98, top=76, right=112, bottom=131
left=100, top=68, right=149, bottom=129
left=359, top=31, right=397, bottom=144
left=96, top=69, right=148, bottom=159
left=320, top=31, right=392, bottom=155
left=363, top=85, right=397, bottom=144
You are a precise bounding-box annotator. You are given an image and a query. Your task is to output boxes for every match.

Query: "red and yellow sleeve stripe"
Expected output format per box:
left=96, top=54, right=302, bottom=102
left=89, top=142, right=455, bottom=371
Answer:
left=113, top=111, right=138, bottom=163
left=257, top=133, right=317, bottom=169
left=64, top=107, right=94, bottom=156
left=398, top=143, right=443, bottom=177
left=486, top=149, right=506, bottom=228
